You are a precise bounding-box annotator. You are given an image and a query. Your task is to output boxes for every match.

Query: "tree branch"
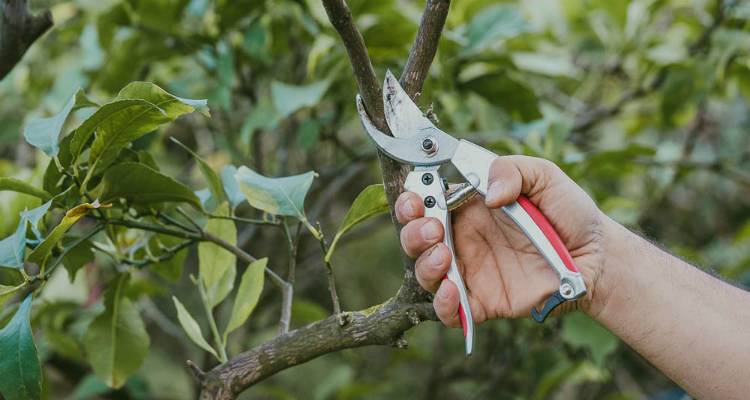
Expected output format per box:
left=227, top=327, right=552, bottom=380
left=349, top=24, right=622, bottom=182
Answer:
left=197, top=2, right=451, bottom=397
left=0, top=0, right=53, bottom=80
left=400, top=0, right=450, bottom=98
left=199, top=300, right=434, bottom=400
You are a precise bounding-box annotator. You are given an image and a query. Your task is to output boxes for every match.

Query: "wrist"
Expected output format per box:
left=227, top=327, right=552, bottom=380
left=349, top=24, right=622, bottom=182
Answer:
left=579, top=213, right=632, bottom=319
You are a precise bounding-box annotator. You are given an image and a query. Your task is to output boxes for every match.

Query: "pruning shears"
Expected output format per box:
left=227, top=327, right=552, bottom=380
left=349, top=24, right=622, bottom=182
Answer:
left=356, top=71, right=586, bottom=356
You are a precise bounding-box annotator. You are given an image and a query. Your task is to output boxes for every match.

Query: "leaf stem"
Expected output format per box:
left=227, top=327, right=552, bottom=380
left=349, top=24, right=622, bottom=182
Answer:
left=198, top=280, right=228, bottom=363
left=313, top=222, right=343, bottom=324
left=278, top=221, right=302, bottom=334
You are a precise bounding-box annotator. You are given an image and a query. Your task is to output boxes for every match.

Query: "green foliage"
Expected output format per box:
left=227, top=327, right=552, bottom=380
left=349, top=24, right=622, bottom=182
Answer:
left=271, top=79, right=331, bottom=118
left=0, top=0, right=747, bottom=398
left=172, top=296, right=219, bottom=360
left=23, top=89, right=97, bottom=157
left=224, top=258, right=267, bottom=339
left=326, top=184, right=389, bottom=262
left=0, top=177, right=50, bottom=201
left=562, top=312, right=619, bottom=366
left=0, top=296, right=42, bottom=400
left=82, top=275, right=150, bottom=389
left=199, top=204, right=238, bottom=308
left=26, top=201, right=106, bottom=264
left=95, top=162, right=201, bottom=209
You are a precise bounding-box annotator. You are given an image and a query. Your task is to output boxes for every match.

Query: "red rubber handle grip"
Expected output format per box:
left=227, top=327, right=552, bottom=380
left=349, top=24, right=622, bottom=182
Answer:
left=516, top=195, right=579, bottom=273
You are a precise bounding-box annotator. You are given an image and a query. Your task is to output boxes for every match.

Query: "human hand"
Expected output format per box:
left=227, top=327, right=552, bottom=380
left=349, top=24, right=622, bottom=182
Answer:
left=396, top=155, right=607, bottom=327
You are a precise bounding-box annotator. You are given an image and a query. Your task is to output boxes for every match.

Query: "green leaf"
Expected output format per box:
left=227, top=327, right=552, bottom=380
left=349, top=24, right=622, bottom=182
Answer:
left=325, top=185, right=389, bottom=262
left=95, top=162, right=201, bottom=209
left=512, top=52, right=579, bottom=78
left=224, top=258, right=266, bottom=339
left=0, top=177, right=51, bottom=201
left=170, top=137, right=226, bottom=206
left=21, top=200, right=53, bottom=240
left=62, top=237, right=95, bottom=281
left=561, top=312, right=619, bottom=366
left=461, top=4, right=529, bottom=54
left=115, top=81, right=209, bottom=118
left=234, top=166, right=316, bottom=219
left=172, top=297, right=219, bottom=360
left=75, top=83, right=206, bottom=181
left=0, top=284, right=24, bottom=307
left=83, top=275, right=150, bottom=389
left=220, top=165, right=246, bottom=211
left=199, top=204, right=237, bottom=308
left=0, top=295, right=42, bottom=400
left=69, top=99, right=162, bottom=165
left=27, top=201, right=107, bottom=265
left=240, top=98, right=280, bottom=145
left=0, top=222, right=28, bottom=269
left=23, top=89, right=97, bottom=157
left=271, top=80, right=330, bottom=118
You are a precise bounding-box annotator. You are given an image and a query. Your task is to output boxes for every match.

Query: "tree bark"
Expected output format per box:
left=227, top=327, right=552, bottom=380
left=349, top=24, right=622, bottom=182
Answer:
left=0, top=0, right=53, bottom=80
left=199, top=301, right=435, bottom=399
left=198, top=1, right=451, bottom=397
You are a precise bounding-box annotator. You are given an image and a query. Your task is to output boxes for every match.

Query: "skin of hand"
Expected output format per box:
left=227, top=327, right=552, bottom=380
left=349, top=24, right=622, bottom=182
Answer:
left=396, top=155, right=607, bottom=326
left=397, top=154, right=750, bottom=400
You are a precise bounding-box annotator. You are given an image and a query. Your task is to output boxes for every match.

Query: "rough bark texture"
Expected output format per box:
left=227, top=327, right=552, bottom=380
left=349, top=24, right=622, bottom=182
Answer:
left=200, top=301, right=434, bottom=399
left=0, top=0, right=53, bottom=80
left=198, top=1, right=451, bottom=398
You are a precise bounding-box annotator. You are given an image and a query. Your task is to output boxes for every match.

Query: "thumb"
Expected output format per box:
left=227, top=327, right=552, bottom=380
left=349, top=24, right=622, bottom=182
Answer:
left=483, top=155, right=557, bottom=208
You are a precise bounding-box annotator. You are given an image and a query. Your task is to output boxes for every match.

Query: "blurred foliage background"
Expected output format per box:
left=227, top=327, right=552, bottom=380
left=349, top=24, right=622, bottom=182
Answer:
left=1, top=0, right=749, bottom=399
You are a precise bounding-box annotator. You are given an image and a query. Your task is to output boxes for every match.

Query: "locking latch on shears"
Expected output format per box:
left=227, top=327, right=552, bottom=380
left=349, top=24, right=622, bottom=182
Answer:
left=356, top=71, right=587, bottom=356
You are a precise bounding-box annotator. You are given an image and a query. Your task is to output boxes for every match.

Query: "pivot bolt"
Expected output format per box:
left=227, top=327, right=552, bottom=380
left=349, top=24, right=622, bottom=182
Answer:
left=560, top=282, right=574, bottom=298
left=421, top=173, right=434, bottom=185
left=424, top=196, right=436, bottom=208
left=421, top=136, right=438, bottom=155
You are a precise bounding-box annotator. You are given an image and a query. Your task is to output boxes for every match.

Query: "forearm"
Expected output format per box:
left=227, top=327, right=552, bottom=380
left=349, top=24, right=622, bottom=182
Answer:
left=586, top=216, right=750, bottom=400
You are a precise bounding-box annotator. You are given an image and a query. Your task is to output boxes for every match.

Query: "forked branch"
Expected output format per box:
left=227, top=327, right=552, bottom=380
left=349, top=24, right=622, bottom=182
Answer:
left=198, top=1, right=451, bottom=398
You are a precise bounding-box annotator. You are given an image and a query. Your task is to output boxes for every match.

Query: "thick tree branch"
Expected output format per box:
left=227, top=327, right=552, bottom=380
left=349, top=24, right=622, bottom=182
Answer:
left=198, top=300, right=435, bottom=400
left=321, top=0, right=386, bottom=131
left=400, top=0, right=450, bottom=98
left=0, top=0, right=53, bottom=80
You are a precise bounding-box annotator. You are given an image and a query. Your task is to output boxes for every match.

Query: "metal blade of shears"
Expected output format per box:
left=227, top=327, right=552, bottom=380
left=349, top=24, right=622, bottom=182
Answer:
left=356, top=95, right=457, bottom=166
left=382, top=70, right=438, bottom=140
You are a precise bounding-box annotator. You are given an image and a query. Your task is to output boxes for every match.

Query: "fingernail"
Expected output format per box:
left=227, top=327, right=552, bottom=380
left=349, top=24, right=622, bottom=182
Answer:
left=485, top=181, right=503, bottom=205
left=421, top=220, right=440, bottom=241
left=402, top=198, right=415, bottom=218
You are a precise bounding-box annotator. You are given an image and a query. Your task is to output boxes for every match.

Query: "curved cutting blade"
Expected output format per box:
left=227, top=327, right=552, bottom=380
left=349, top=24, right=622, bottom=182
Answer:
left=356, top=95, right=455, bottom=166
left=383, top=70, right=439, bottom=139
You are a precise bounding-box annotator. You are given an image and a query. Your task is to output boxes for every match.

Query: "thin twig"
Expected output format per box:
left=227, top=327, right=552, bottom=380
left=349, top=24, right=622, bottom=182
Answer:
left=43, top=224, right=104, bottom=279
left=201, top=230, right=290, bottom=293
left=278, top=221, right=302, bottom=334
left=314, top=222, right=343, bottom=325
left=158, top=211, right=199, bottom=234
left=123, top=239, right=196, bottom=269
left=206, top=213, right=280, bottom=226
